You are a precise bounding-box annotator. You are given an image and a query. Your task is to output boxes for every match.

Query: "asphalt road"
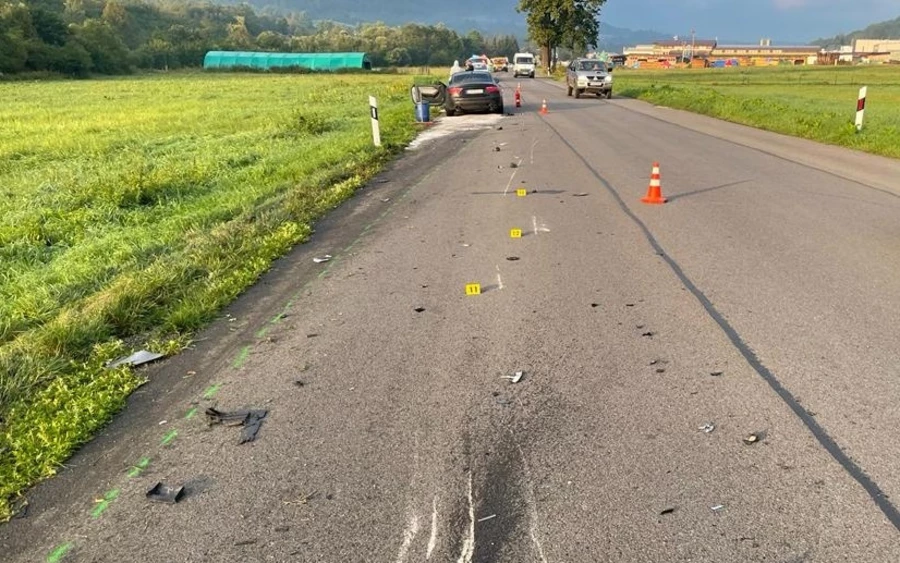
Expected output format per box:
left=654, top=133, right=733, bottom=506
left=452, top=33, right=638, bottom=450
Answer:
left=4, top=76, right=900, bottom=562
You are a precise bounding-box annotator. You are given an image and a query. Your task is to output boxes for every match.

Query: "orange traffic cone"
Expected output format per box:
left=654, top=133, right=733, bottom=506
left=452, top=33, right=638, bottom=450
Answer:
left=515, top=85, right=522, bottom=107
left=539, top=99, right=548, bottom=115
left=641, top=162, right=667, bottom=204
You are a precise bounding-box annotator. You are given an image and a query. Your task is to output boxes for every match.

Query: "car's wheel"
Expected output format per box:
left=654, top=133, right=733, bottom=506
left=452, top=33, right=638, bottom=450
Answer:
left=566, top=84, right=573, bottom=96
left=606, top=90, right=613, bottom=99
left=495, top=102, right=504, bottom=114
left=574, top=88, right=581, bottom=99
left=446, top=108, right=456, bottom=117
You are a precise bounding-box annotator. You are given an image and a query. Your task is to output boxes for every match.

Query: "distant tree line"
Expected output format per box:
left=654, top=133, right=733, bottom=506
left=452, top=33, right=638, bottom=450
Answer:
left=0, top=0, right=521, bottom=76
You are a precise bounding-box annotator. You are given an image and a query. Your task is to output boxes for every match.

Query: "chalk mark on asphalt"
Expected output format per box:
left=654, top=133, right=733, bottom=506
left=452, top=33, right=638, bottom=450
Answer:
left=394, top=511, right=420, bottom=563
left=541, top=115, right=900, bottom=531
left=456, top=472, right=475, bottom=563
left=427, top=495, right=439, bottom=559
left=503, top=159, right=523, bottom=196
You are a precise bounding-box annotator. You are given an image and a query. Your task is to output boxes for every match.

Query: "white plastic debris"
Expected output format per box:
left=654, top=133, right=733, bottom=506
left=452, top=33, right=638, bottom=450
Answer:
left=313, top=255, right=332, bottom=263
left=502, top=371, right=524, bottom=384
left=711, top=504, right=725, bottom=512
left=107, top=350, right=165, bottom=369
left=699, top=422, right=716, bottom=434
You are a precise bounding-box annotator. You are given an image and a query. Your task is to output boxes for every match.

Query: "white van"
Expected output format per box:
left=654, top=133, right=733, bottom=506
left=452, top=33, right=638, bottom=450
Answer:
left=512, top=53, right=536, bottom=78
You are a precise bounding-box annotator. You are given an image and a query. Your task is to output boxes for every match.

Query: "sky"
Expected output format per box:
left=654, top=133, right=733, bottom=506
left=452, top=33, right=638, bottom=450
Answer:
left=600, top=0, right=899, bottom=43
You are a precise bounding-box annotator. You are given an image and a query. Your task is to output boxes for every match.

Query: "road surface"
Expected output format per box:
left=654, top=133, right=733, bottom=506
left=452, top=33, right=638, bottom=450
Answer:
left=4, top=77, right=900, bottom=562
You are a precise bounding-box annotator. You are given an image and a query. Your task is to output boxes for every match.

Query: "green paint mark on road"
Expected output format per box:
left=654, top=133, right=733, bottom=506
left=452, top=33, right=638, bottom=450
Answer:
left=232, top=345, right=251, bottom=369
left=91, top=489, right=120, bottom=519
left=255, top=326, right=271, bottom=339
left=202, top=383, right=222, bottom=399
left=184, top=407, right=198, bottom=420
left=160, top=429, right=178, bottom=446
left=127, top=457, right=151, bottom=478
left=47, top=543, right=72, bottom=563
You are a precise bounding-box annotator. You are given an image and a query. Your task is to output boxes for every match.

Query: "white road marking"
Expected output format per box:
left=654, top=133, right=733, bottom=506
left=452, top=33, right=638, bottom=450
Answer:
left=530, top=139, right=540, bottom=164
left=426, top=496, right=439, bottom=559
left=456, top=472, right=475, bottom=563
left=395, top=512, right=420, bottom=563
left=503, top=158, right=523, bottom=195
left=532, top=216, right=539, bottom=236
left=496, top=265, right=504, bottom=290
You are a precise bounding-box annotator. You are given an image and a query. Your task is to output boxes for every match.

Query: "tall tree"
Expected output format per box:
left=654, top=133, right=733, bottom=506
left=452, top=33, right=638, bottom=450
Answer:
left=517, top=0, right=605, bottom=72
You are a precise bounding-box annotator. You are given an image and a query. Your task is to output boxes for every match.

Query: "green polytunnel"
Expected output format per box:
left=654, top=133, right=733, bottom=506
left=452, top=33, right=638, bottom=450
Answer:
left=203, top=51, right=372, bottom=71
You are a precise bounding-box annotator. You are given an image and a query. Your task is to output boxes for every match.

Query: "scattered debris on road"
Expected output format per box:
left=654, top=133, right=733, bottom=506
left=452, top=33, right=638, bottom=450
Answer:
left=509, top=162, right=517, bottom=168
left=506, top=256, right=520, bottom=261
left=313, top=255, right=332, bottom=263
left=699, top=422, right=716, bottom=434
left=573, top=192, right=589, bottom=197
left=591, top=303, right=599, bottom=308
left=660, top=507, right=676, bottom=515
left=146, top=482, right=185, bottom=504
left=711, top=504, right=725, bottom=512
left=641, top=331, right=654, bottom=338
left=502, top=371, right=524, bottom=384
left=106, top=350, right=165, bottom=369
left=306, top=333, right=319, bottom=338
left=293, top=380, right=305, bottom=387
left=710, top=371, right=724, bottom=377
left=477, top=514, right=497, bottom=523
left=205, top=408, right=268, bottom=444
left=743, top=433, right=762, bottom=445
left=493, top=146, right=501, bottom=152
left=414, top=307, right=426, bottom=313
left=234, top=539, right=257, bottom=546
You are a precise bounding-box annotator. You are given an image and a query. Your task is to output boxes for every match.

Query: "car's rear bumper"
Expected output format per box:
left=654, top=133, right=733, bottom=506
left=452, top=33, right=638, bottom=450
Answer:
left=447, top=94, right=503, bottom=112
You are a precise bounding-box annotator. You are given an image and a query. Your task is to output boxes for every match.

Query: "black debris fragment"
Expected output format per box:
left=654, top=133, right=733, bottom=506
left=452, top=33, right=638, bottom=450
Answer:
left=493, top=146, right=501, bottom=152
left=626, top=303, right=635, bottom=307
left=205, top=408, right=268, bottom=444
left=641, top=332, right=654, bottom=338
left=710, top=371, right=724, bottom=377
left=146, top=482, right=185, bottom=504
left=414, top=307, right=426, bottom=313
left=660, top=507, right=676, bottom=515
left=656, top=368, right=666, bottom=373
left=591, top=303, right=599, bottom=308
left=293, top=380, right=305, bottom=387
left=506, top=256, right=520, bottom=261
left=509, top=162, right=518, bottom=168
left=307, top=333, right=319, bottom=338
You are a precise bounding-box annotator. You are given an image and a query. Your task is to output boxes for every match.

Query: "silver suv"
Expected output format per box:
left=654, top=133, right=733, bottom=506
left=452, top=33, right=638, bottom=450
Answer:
left=566, top=58, right=613, bottom=99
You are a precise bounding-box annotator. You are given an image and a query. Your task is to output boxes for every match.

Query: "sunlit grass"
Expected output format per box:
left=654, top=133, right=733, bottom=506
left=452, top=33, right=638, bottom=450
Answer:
left=614, top=65, right=900, bottom=158
left=0, top=70, right=424, bottom=519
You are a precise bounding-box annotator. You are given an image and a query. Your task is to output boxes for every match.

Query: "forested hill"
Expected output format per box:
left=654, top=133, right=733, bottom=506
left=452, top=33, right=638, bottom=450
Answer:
left=813, top=15, right=900, bottom=48
left=0, top=0, right=520, bottom=76
left=228, top=0, right=524, bottom=34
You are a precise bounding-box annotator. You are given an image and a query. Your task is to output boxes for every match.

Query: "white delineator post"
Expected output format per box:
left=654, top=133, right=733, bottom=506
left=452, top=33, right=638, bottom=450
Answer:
left=369, top=95, right=381, bottom=146
left=855, top=86, right=867, bottom=132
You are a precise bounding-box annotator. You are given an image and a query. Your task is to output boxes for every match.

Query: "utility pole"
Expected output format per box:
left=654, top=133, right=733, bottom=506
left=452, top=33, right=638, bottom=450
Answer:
left=691, top=28, right=696, bottom=62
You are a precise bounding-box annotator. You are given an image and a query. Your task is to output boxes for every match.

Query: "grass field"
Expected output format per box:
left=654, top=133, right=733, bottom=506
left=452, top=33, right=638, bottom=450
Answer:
left=0, top=71, right=427, bottom=520
left=613, top=65, right=900, bottom=159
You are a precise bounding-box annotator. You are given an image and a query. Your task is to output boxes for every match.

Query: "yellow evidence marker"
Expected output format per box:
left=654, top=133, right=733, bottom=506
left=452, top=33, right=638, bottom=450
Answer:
left=516, top=188, right=527, bottom=197
left=510, top=228, right=522, bottom=239
left=465, top=283, right=482, bottom=296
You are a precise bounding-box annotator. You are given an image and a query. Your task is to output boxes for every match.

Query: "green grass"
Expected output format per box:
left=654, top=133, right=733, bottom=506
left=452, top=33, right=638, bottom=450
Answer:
left=613, top=65, right=900, bottom=158
left=0, top=71, right=426, bottom=520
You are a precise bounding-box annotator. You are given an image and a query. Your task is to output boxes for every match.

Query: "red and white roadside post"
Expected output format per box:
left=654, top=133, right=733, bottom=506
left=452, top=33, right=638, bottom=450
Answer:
left=855, top=86, right=867, bottom=132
